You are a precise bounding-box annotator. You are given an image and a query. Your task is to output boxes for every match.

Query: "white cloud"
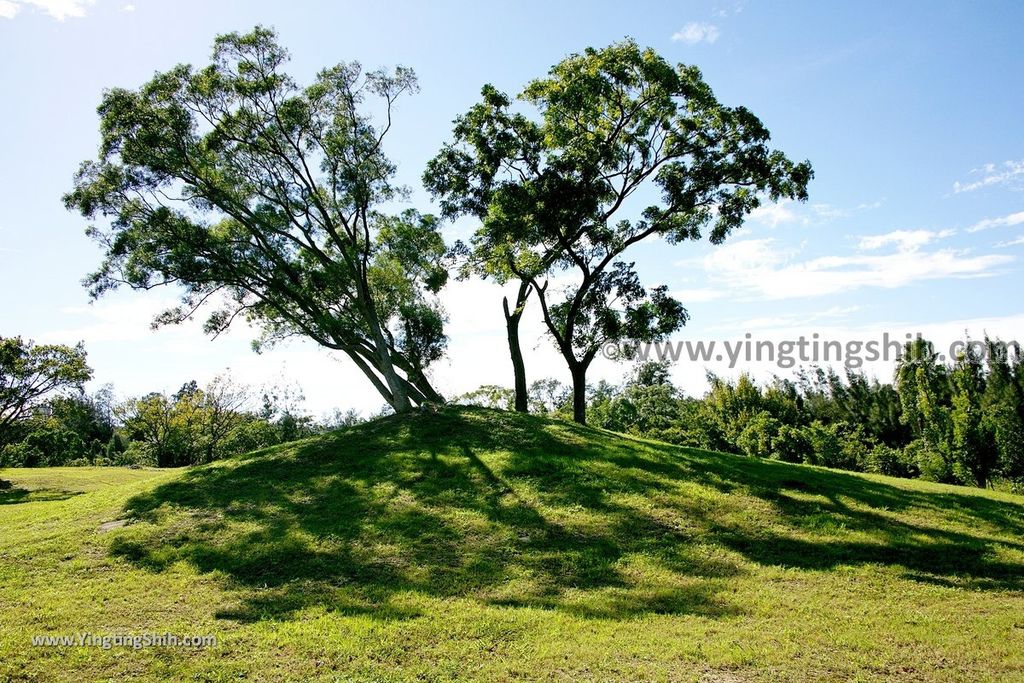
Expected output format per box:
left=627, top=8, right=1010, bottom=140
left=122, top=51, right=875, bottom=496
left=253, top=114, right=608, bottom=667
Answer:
left=953, top=160, right=1024, bottom=193
left=747, top=199, right=882, bottom=228
left=1, top=0, right=94, bottom=20
left=46, top=296, right=214, bottom=345
left=716, top=305, right=862, bottom=332
left=672, top=22, right=720, bottom=44
left=968, top=210, right=1024, bottom=233
left=695, top=237, right=1011, bottom=301
left=672, top=287, right=726, bottom=303
left=809, top=204, right=847, bottom=221
left=121, top=2, right=134, bottom=10
left=713, top=2, right=744, bottom=18
left=809, top=200, right=882, bottom=222
left=749, top=200, right=800, bottom=227
left=996, top=235, right=1024, bottom=248
left=857, top=228, right=955, bottom=252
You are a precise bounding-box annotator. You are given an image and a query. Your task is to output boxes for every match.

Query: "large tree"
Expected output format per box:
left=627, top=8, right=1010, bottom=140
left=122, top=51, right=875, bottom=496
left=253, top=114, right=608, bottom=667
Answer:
left=426, top=40, right=812, bottom=423
left=0, top=336, right=92, bottom=442
left=65, top=27, right=447, bottom=413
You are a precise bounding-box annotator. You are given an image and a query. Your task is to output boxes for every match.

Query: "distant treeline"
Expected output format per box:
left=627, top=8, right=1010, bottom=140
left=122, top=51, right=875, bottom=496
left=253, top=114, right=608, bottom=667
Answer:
left=6, top=333, right=1023, bottom=490
left=458, top=337, right=1024, bottom=491
left=0, top=336, right=363, bottom=468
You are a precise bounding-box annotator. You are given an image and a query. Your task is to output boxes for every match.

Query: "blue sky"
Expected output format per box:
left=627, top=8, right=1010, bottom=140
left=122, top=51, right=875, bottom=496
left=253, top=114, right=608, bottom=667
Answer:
left=1, top=0, right=1023, bottom=416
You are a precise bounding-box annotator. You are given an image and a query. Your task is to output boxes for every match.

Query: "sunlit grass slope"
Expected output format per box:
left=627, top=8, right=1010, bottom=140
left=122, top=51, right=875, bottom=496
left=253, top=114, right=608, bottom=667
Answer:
left=2, top=406, right=1023, bottom=681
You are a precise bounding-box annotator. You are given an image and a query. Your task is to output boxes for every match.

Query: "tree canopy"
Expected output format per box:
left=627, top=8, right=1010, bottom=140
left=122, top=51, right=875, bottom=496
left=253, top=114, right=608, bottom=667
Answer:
left=426, top=39, right=812, bottom=423
left=64, top=27, right=448, bottom=413
left=0, top=336, right=92, bottom=442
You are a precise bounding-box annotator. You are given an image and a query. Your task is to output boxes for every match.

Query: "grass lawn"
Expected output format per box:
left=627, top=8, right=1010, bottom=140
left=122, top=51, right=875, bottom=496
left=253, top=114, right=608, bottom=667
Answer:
left=1, top=406, right=1023, bottom=681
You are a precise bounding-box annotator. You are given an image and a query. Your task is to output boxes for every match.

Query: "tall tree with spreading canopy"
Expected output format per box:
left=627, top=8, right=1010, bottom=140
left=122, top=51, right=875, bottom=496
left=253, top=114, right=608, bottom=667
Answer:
left=65, top=27, right=448, bottom=413
left=426, top=39, right=812, bottom=423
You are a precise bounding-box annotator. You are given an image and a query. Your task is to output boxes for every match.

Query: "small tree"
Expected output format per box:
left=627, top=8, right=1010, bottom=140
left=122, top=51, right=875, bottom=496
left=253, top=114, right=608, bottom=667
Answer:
left=0, top=336, right=92, bottom=442
left=982, top=339, right=1024, bottom=484
left=895, top=339, right=951, bottom=455
left=950, top=344, right=997, bottom=487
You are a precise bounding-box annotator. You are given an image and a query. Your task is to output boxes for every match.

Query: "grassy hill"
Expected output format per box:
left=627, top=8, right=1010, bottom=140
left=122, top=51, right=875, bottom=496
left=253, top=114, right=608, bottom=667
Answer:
left=2, top=406, right=1023, bottom=681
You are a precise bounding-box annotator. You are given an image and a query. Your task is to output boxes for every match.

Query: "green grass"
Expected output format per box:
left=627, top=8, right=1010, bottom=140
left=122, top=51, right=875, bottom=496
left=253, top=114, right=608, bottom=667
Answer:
left=2, top=406, right=1023, bottom=681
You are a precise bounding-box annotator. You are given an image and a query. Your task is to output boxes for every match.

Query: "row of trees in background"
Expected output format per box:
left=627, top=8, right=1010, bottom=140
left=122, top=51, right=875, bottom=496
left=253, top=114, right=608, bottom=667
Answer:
left=6, top=329, right=1022, bottom=489
left=0, top=336, right=362, bottom=468
left=458, top=337, right=1024, bottom=490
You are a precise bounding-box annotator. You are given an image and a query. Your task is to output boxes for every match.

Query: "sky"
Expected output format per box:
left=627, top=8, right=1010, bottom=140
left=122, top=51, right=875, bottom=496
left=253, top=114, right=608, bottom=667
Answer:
left=1, top=0, right=1023, bottom=418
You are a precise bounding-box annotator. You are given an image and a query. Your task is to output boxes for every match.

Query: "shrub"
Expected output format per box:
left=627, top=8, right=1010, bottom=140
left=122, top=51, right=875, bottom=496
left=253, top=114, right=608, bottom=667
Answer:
left=773, top=424, right=813, bottom=463
left=803, top=421, right=867, bottom=470
left=0, top=441, right=42, bottom=467
left=907, top=439, right=955, bottom=483
left=736, top=411, right=781, bottom=458
left=866, top=444, right=917, bottom=478
left=2, top=422, right=88, bottom=467
left=221, top=420, right=280, bottom=456
left=115, top=441, right=156, bottom=467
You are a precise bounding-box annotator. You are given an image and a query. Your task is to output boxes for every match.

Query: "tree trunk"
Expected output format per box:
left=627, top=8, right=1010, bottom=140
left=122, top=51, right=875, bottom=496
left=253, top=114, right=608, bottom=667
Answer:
left=570, top=363, right=587, bottom=425
left=373, top=338, right=411, bottom=413
left=504, top=281, right=532, bottom=413
left=409, top=367, right=444, bottom=405
left=357, top=281, right=412, bottom=413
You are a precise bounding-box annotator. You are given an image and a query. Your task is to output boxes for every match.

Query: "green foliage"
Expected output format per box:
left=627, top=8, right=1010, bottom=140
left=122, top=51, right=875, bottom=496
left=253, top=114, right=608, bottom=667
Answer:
left=896, top=339, right=952, bottom=453
left=20, top=421, right=87, bottom=466
left=454, top=385, right=516, bottom=411
left=526, top=378, right=572, bottom=415
left=105, top=432, right=126, bottom=461
left=116, top=377, right=258, bottom=467
left=700, top=373, right=777, bottom=447
left=114, top=440, right=157, bottom=467
left=220, top=419, right=281, bottom=456
left=866, top=443, right=918, bottom=479
left=320, top=407, right=366, bottom=431
left=64, top=27, right=447, bottom=413
left=773, top=424, right=814, bottom=463
left=989, top=404, right=1024, bottom=482
left=569, top=335, right=1024, bottom=489
left=0, top=336, right=92, bottom=442
left=907, top=438, right=954, bottom=483
left=0, top=441, right=41, bottom=468
left=586, top=364, right=692, bottom=444
left=735, top=411, right=781, bottom=459
left=949, top=345, right=998, bottom=487
left=798, top=366, right=909, bottom=446
left=981, top=340, right=1024, bottom=483
left=426, top=39, right=811, bottom=423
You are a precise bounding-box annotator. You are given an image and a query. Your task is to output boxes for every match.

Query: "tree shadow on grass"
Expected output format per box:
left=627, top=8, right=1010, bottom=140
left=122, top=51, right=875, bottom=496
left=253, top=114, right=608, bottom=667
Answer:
left=638, top=440, right=1024, bottom=590
left=0, top=487, right=81, bottom=505
left=110, top=407, right=1024, bottom=624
